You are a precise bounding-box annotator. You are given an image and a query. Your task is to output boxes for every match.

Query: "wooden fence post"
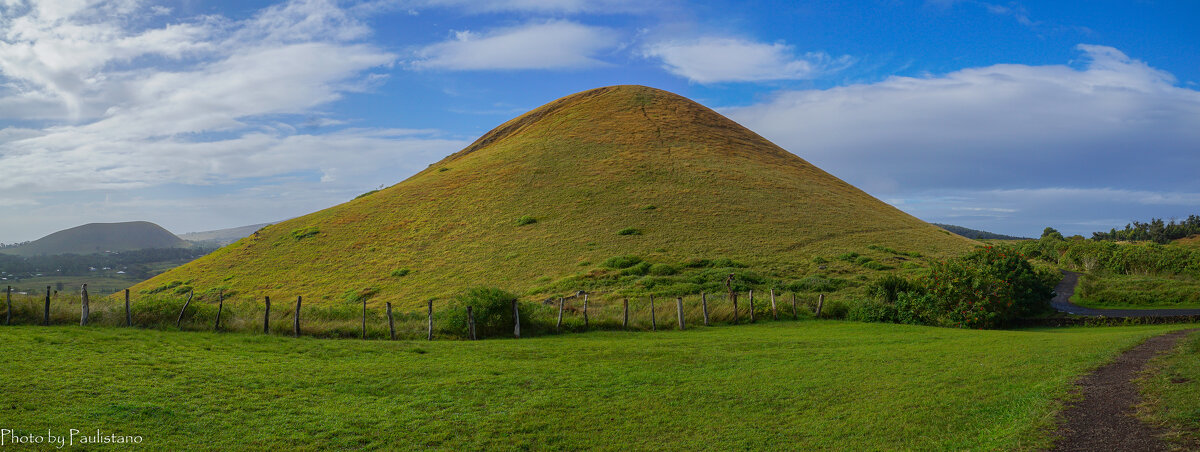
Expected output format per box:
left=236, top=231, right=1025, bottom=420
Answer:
left=427, top=300, right=434, bottom=341
left=43, top=286, right=50, bottom=325
left=582, top=292, right=589, bottom=329
left=770, top=289, right=778, bottom=320
left=175, top=288, right=193, bottom=329
left=214, top=290, right=224, bottom=331
left=731, top=292, right=738, bottom=323
left=362, top=298, right=368, bottom=339
left=387, top=302, right=396, bottom=340
left=556, top=297, right=565, bottom=332
left=124, top=289, right=131, bottom=327
left=5, top=286, right=10, bottom=325
left=749, top=289, right=756, bottom=323
left=513, top=298, right=521, bottom=339
left=80, top=284, right=89, bottom=326
left=791, top=293, right=798, bottom=319
left=622, top=298, right=629, bottom=329
left=293, top=296, right=302, bottom=338
left=649, top=295, right=657, bottom=331
left=676, top=297, right=685, bottom=330
left=467, top=306, right=476, bottom=340
left=264, top=296, right=271, bottom=334
left=816, top=293, right=825, bottom=318
left=701, top=292, right=709, bottom=326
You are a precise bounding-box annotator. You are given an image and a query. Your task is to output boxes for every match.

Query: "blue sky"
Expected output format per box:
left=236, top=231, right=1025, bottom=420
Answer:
left=1, top=0, right=1199, bottom=242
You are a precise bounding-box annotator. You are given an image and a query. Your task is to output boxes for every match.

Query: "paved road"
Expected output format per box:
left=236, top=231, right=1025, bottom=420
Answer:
left=1052, top=270, right=1200, bottom=317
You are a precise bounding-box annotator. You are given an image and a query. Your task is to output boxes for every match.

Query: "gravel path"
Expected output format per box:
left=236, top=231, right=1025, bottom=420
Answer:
left=1051, top=271, right=1200, bottom=317
left=1051, top=329, right=1196, bottom=451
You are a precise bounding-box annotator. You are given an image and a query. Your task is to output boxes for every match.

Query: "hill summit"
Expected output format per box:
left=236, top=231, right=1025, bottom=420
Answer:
left=132, top=85, right=975, bottom=306
left=1, top=221, right=189, bottom=256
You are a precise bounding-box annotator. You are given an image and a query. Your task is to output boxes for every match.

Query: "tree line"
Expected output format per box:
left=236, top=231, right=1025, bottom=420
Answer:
left=1089, top=215, right=1200, bottom=244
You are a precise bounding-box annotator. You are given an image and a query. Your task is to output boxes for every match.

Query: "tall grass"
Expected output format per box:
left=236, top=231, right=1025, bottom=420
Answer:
left=2, top=290, right=837, bottom=340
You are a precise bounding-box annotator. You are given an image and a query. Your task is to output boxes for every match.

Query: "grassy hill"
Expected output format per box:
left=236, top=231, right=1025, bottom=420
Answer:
left=933, top=223, right=1029, bottom=240
left=178, top=222, right=274, bottom=246
left=131, top=85, right=975, bottom=307
left=0, top=221, right=189, bottom=257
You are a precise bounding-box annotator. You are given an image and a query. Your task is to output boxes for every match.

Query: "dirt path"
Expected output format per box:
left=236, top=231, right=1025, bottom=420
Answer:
left=1051, top=329, right=1197, bottom=452
left=1052, top=271, right=1200, bottom=317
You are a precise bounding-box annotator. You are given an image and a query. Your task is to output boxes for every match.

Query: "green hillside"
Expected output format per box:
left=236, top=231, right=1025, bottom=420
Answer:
left=0, top=221, right=189, bottom=257
left=131, top=85, right=976, bottom=307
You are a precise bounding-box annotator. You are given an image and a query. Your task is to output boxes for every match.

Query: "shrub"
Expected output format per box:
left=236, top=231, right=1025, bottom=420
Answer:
left=390, top=268, right=411, bottom=277
left=855, top=256, right=874, bottom=266
left=621, top=262, right=653, bottom=276
left=895, top=292, right=938, bottom=325
left=960, top=245, right=1056, bottom=317
left=819, top=300, right=850, bottom=319
left=648, top=263, right=678, bottom=276
left=812, top=256, right=828, bottom=264
left=836, top=252, right=860, bottom=262
left=924, top=259, right=1012, bottom=329
left=602, top=255, right=643, bottom=269
left=441, top=287, right=524, bottom=338
left=847, top=300, right=898, bottom=323
left=643, top=205, right=657, bottom=210
left=617, top=227, right=642, bottom=236
left=291, top=227, right=319, bottom=240
left=516, top=216, right=537, bottom=226
left=867, top=275, right=923, bottom=304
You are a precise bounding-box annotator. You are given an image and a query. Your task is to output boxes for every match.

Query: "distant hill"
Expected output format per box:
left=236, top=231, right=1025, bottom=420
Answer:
left=133, top=85, right=976, bottom=307
left=933, top=224, right=1029, bottom=240
left=178, top=223, right=274, bottom=246
left=0, top=221, right=190, bottom=257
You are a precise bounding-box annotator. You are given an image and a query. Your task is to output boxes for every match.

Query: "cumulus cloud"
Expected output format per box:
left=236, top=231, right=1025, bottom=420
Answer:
left=410, top=21, right=619, bottom=70
left=725, top=45, right=1200, bottom=235
left=642, top=37, right=853, bottom=84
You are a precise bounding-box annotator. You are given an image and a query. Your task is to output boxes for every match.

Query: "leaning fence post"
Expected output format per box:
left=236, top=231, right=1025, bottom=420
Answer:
left=622, top=298, right=629, bottom=328
left=293, top=296, right=302, bottom=337
left=175, top=288, right=193, bottom=329
left=387, top=302, right=396, bottom=340
left=5, top=286, right=10, bottom=325
left=676, top=297, right=685, bottom=330
left=650, top=295, right=657, bottom=331
left=816, top=293, right=825, bottom=318
left=43, top=286, right=50, bottom=325
left=467, top=305, right=476, bottom=340
left=80, top=284, right=89, bottom=326
left=427, top=300, right=434, bottom=341
left=701, top=292, right=709, bottom=326
left=770, top=289, right=778, bottom=320
left=513, top=298, right=521, bottom=339
left=264, top=296, right=271, bottom=334
left=749, top=289, right=755, bottom=323
left=582, top=292, right=589, bottom=329
left=791, top=293, right=798, bottom=319
left=214, top=290, right=224, bottom=331
left=124, top=289, right=131, bottom=327
left=556, top=297, right=565, bottom=332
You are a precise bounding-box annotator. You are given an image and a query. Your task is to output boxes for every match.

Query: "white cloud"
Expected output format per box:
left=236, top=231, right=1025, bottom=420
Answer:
left=411, top=21, right=619, bottom=70
left=0, top=0, right=466, bottom=241
left=724, top=45, right=1200, bottom=195
left=642, top=37, right=853, bottom=84
left=371, top=0, right=670, bottom=14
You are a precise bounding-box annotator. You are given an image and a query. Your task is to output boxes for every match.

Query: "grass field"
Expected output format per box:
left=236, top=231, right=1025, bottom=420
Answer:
left=1138, top=329, right=1200, bottom=448
left=1073, top=273, right=1200, bottom=310
left=0, top=321, right=1190, bottom=450
left=128, top=85, right=975, bottom=309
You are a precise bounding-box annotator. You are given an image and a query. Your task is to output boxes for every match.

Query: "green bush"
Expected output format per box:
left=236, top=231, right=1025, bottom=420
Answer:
left=836, top=252, right=860, bottom=262
left=621, top=262, right=653, bottom=276
left=291, top=227, right=319, bottom=240
left=617, top=227, right=642, bottom=236
left=847, top=300, right=898, bottom=323
left=602, top=255, right=643, bottom=269
left=440, top=287, right=529, bottom=338
left=867, top=275, right=922, bottom=304
left=895, top=292, right=938, bottom=326
left=390, top=268, right=411, bottom=278
left=516, top=216, right=537, bottom=226
left=819, top=299, right=850, bottom=319
left=648, top=263, right=678, bottom=276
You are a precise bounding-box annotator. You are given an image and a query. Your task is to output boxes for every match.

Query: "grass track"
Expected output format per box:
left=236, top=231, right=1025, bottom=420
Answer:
left=1, top=322, right=1194, bottom=450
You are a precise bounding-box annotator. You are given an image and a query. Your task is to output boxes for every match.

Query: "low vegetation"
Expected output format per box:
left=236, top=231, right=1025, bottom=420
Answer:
left=0, top=322, right=1189, bottom=450
left=1138, top=330, right=1200, bottom=448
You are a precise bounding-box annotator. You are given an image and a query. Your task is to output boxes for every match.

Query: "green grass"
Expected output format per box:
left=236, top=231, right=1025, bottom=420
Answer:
left=1072, top=273, right=1200, bottom=309
left=129, top=85, right=976, bottom=310
left=1138, top=330, right=1200, bottom=448
left=0, top=322, right=1190, bottom=450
